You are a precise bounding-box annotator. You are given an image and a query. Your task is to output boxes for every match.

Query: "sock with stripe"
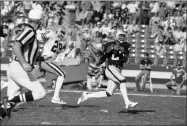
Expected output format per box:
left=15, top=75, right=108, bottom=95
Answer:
left=86, top=91, right=107, bottom=99
left=9, top=91, right=34, bottom=103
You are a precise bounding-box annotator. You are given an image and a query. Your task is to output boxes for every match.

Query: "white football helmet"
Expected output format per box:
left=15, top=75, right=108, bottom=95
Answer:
left=41, top=29, right=57, bottom=42
left=116, top=31, right=126, bottom=42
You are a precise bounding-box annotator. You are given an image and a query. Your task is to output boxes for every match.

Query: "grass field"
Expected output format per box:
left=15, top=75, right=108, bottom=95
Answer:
left=1, top=83, right=186, bottom=125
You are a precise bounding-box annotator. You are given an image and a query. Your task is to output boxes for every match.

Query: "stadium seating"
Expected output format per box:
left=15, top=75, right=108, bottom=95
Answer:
left=2, top=24, right=186, bottom=69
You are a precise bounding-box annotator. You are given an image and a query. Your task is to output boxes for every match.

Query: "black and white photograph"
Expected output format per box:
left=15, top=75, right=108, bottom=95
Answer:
left=0, top=0, right=186, bottom=125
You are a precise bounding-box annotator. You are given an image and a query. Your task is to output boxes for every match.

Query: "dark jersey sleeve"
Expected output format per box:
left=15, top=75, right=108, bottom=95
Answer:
left=140, top=59, right=145, bottom=65
left=148, top=59, right=152, bottom=65
left=98, top=42, right=115, bottom=65
left=120, top=42, right=132, bottom=56
left=103, top=41, right=115, bottom=52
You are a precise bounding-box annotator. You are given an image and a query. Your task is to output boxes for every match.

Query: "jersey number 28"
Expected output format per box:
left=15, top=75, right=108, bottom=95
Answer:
left=51, top=40, right=63, bottom=53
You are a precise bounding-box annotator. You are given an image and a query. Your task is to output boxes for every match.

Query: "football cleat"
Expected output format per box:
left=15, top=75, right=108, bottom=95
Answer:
left=1, top=97, right=15, bottom=118
left=51, top=97, right=67, bottom=105
left=125, top=101, right=138, bottom=109
left=77, top=92, right=88, bottom=104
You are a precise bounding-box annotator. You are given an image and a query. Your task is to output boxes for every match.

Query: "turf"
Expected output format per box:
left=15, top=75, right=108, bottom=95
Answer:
left=1, top=85, right=186, bottom=125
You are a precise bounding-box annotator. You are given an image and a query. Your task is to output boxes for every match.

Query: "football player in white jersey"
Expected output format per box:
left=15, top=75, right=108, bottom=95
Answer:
left=38, top=29, right=73, bottom=105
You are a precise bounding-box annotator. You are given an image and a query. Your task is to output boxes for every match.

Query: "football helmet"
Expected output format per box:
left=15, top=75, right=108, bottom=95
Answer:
left=41, top=29, right=56, bottom=42
left=116, top=31, right=126, bottom=42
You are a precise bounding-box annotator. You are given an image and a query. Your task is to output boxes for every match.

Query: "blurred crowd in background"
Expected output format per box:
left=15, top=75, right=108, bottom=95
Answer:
left=0, top=1, right=186, bottom=62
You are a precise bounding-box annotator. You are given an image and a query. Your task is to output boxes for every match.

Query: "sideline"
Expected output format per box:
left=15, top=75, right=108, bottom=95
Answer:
left=46, top=89, right=186, bottom=98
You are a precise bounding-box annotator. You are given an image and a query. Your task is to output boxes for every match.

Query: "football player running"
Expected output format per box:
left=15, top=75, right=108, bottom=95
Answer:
left=77, top=31, right=138, bottom=109
left=38, top=29, right=73, bottom=105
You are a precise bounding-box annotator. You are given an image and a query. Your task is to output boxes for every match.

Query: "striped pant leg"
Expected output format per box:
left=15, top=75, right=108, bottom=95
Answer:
left=105, top=65, right=126, bottom=84
left=41, top=61, right=66, bottom=78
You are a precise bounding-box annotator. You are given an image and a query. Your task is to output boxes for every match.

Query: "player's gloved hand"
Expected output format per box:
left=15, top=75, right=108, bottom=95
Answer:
left=22, top=63, right=33, bottom=72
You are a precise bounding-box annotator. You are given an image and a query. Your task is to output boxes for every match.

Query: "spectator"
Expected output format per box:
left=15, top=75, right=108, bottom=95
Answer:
left=173, top=27, right=183, bottom=42
left=150, top=1, right=160, bottom=17
left=155, top=35, right=166, bottom=57
left=113, top=4, right=121, bottom=22
left=81, top=1, right=93, bottom=12
left=121, top=8, right=129, bottom=25
left=103, top=9, right=110, bottom=21
left=163, top=14, right=176, bottom=32
left=42, top=8, right=49, bottom=28
left=102, top=1, right=112, bottom=12
left=110, top=25, right=118, bottom=38
left=139, top=1, right=150, bottom=26
left=127, top=1, right=139, bottom=24
left=164, top=27, right=175, bottom=45
left=75, top=8, right=84, bottom=26
left=166, top=1, right=176, bottom=10
left=135, top=52, right=152, bottom=92
left=36, top=25, right=46, bottom=42
left=181, top=27, right=186, bottom=42
left=32, top=1, right=43, bottom=10
left=0, top=25, right=8, bottom=38
left=23, top=1, right=32, bottom=14
left=83, top=11, right=93, bottom=25
left=100, top=21, right=111, bottom=37
left=91, top=9, right=103, bottom=25
left=121, top=1, right=127, bottom=10
left=127, top=20, right=139, bottom=35
left=174, top=10, right=184, bottom=28
left=149, top=12, right=160, bottom=35
left=158, top=2, right=166, bottom=18
left=152, top=26, right=164, bottom=44
left=91, top=22, right=102, bottom=35
left=86, top=45, right=104, bottom=91
left=92, top=1, right=103, bottom=12
left=159, top=16, right=165, bottom=27
left=166, top=62, right=186, bottom=95
left=91, top=31, right=102, bottom=44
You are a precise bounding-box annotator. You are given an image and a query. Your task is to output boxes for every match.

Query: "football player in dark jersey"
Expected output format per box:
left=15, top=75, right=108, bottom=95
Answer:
left=77, top=31, right=138, bottom=109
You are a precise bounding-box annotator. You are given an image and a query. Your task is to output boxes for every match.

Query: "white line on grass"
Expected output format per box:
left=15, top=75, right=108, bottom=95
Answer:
left=46, top=89, right=186, bottom=98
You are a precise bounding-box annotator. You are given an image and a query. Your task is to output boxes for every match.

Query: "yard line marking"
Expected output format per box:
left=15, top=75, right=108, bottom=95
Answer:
left=46, top=89, right=186, bottom=98
left=46, top=90, right=53, bottom=94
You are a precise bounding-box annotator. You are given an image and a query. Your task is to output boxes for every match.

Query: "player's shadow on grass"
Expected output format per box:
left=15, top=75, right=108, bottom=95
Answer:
left=61, top=104, right=100, bottom=109
left=119, top=109, right=156, bottom=114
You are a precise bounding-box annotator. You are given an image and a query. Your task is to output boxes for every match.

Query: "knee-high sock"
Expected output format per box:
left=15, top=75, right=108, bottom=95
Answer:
left=86, top=91, right=107, bottom=99
left=53, top=76, right=64, bottom=98
left=120, top=83, right=130, bottom=104
left=86, top=78, right=92, bottom=90
left=9, top=91, right=34, bottom=103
